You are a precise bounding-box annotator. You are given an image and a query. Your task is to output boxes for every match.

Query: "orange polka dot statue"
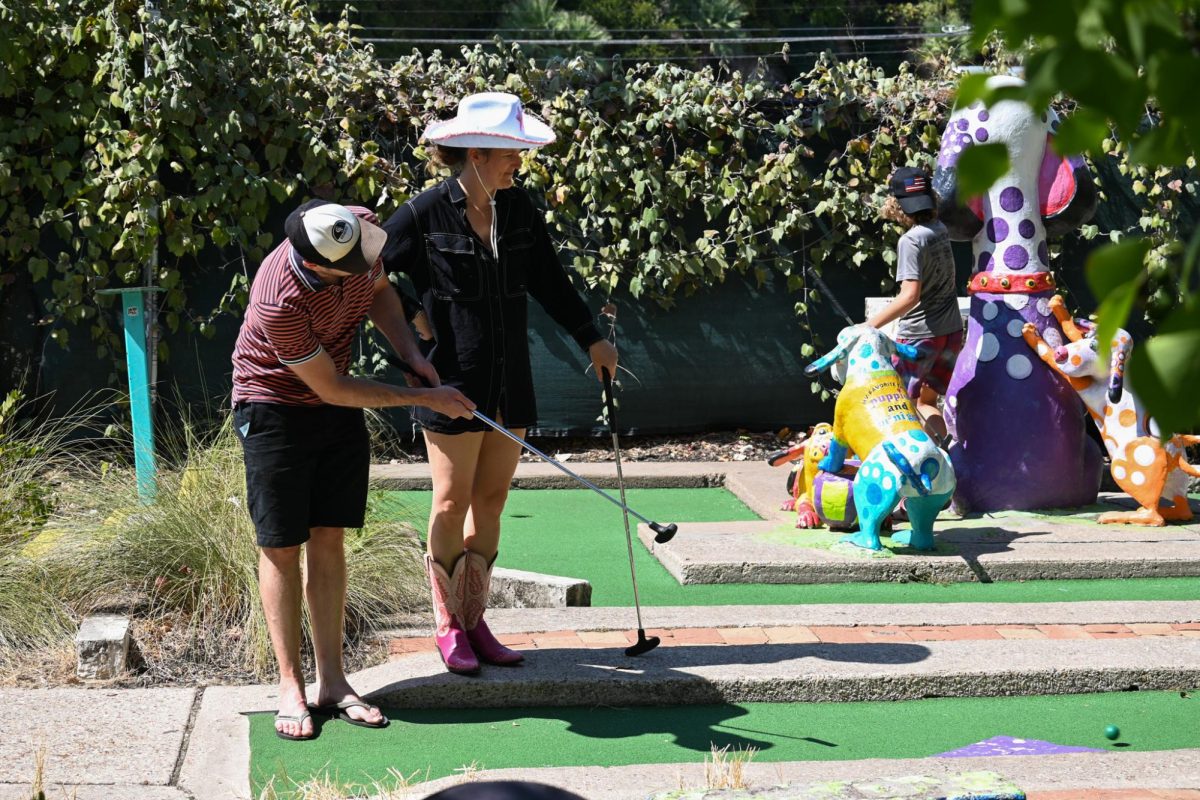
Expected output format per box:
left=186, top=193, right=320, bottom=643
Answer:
left=1022, top=294, right=1200, bottom=525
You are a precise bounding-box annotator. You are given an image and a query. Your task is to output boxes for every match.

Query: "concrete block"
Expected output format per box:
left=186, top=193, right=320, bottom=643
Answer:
left=75, top=614, right=131, bottom=680
left=649, top=770, right=1023, bottom=799
left=489, top=567, right=591, bottom=608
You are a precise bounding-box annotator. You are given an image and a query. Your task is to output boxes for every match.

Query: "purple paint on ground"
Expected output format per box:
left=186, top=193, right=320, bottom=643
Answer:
left=937, top=735, right=1105, bottom=758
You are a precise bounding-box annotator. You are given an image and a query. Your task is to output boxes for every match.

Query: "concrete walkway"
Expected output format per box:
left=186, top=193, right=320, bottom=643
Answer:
left=4, top=461, right=1199, bottom=800
left=6, top=600, right=1196, bottom=800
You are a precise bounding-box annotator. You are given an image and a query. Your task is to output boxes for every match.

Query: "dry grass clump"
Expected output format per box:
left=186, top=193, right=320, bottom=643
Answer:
left=257, top=766, right=429, bottom=800
left=0, top=554, right=74, bottom=670
left=704, top=743, right=758, bottom=790
left=0, top=392, right=111, bottom=680
left=3, top=403, right=428, bottom=685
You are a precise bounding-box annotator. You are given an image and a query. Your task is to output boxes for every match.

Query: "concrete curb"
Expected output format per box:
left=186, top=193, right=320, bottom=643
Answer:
left=406, top=750, right=1200, bottom=800
left=377, top=600, right=1200, bottom=638
left=359, top=637, right=1200, bottom=709
left=370, top=462, right=734, bottom=492
left=178, top=686, right=265, bottom=800
left=492, top=566, right=592, bottom=608
left=0, top=787, right=186, bottom=799
left=372, top=461, right=1200, bottom=586
left=640, top=517, right=1200, bottom=584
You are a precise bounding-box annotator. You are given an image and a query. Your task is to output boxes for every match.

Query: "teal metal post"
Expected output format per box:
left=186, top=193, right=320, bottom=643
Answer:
left=120, top=289, right=156, bottom=501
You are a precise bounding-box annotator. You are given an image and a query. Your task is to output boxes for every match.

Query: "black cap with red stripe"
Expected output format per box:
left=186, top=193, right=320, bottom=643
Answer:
left=889, top=166, right=936, bottom=214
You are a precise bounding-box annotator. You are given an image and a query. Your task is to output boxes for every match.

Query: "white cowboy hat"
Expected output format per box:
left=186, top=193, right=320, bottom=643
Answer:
left=423, top=92, right=556, bottom=149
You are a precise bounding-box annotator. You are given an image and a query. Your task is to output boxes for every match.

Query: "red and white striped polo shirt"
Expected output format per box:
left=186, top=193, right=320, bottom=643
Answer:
left=232, top=206, right=383, bottom=406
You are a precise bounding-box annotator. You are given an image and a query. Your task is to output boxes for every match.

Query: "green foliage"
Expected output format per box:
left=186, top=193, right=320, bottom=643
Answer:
left=0, top=0, right=967, bottom=380
left=500, top=0, right=609, bottom=56
left=964, top=0, right=1200, bottom=434
left=4, top=0, right=1193, bottom=414
left=954, top=141, right=1010, bottom=200
left=669, top=0, right=748, bottom=33
left=0, top=0, right=391, bottom=355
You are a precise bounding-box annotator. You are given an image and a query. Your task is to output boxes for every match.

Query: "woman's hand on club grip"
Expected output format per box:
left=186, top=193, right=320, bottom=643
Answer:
left=589, top=340, right=618, bottom=383
left=422, top=386, right=475, bottom=419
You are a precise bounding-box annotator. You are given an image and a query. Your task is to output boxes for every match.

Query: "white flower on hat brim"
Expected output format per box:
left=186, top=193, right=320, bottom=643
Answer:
left=423, top=92, right=556, bottom=150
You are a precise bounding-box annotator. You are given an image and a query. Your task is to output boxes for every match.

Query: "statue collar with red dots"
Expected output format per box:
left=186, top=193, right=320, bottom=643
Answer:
left=968, top=271, right=1055, bottom=295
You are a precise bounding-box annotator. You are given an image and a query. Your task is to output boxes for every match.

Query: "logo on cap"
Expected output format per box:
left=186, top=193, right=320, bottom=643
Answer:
left=903, top=175, right=927, bottom=193
left=332, top=220, right=353, bottom=243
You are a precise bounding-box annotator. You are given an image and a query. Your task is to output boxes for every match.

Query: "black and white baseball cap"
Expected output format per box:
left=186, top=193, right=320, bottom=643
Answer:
left=284, top=200, right=387, bottom=275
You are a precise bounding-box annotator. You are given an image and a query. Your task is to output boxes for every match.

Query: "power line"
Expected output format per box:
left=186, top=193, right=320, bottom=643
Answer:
left=315, top=2, right=894, bottom=12
left=355, top=25, right=934, bottom=33
left=361, top=30, right=967, bottom=46
left=535, top=48, right=918, bottom=64
left=319, top=1, right=867, bottom=7
left=375, top=47, right=916, bottom=64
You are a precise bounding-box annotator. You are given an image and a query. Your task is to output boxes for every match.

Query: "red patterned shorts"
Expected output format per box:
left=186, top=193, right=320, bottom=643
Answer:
left=891, top=330, right=964, bottom=399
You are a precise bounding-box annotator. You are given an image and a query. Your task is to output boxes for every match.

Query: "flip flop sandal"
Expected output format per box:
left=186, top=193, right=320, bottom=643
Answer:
left=309, top=700, right=389, bottom=729
left=274, top=709, right=314, bottom=741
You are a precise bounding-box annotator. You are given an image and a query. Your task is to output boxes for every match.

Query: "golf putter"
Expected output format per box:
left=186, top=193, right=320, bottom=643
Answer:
left=383, top=353, right=678, bottom=543
left=805, top=265, right=856, bottom=326
left=603, top=367, right=660, bottom=658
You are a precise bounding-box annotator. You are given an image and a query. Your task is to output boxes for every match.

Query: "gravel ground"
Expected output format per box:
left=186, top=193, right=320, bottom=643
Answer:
left=381, top=428, right=799, bottom=466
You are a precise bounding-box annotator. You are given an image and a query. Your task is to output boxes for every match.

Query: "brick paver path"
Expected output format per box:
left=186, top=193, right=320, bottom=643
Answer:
left=388, top=622, right=1200, bottom=656
left=1029, top=792, right=1200, bottom=799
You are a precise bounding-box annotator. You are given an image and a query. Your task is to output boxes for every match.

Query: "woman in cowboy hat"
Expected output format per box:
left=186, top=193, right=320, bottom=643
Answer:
left=381, top=92, right=618, bottom=675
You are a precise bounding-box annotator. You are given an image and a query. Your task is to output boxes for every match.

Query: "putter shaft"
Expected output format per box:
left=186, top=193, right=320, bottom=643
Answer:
left=385, top=353, right=676, bottom=542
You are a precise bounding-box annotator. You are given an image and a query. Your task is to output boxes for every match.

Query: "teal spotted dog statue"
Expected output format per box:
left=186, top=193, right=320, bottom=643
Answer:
left=804, top=325, right=956, bottom=551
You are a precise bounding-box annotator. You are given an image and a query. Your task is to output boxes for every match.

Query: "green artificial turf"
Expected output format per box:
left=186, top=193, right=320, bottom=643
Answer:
left=250, top=690, right=1199, bottom=796
left=375, top=489, right=1200, bottom=606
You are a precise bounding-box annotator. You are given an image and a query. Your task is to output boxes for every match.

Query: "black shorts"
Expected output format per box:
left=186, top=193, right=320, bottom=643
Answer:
left=234, top=402, right=369, bottom=548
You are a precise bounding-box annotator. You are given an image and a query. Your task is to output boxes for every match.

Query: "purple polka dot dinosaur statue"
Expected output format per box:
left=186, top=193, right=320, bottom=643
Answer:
left=933, top=76, right=1104, bottom=512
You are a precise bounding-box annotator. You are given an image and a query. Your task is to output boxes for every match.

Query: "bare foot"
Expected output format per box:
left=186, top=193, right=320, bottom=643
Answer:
left=276, top=682, right=313, bottom=739
left=312, top=680, right=385, bottom=726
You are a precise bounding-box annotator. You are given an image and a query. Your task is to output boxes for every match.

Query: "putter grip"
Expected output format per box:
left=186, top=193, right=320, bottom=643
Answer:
left=385, top=353, right=432, bottom=388
left=806, top=266, right=856, bottom=325
left=601, top=367, right=619, bottom=432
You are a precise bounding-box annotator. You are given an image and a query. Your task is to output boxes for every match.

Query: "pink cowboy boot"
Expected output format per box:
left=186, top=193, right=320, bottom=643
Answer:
left=461, top=550, right=524, bottom=666
left=425, top=554, right=479, bottom=675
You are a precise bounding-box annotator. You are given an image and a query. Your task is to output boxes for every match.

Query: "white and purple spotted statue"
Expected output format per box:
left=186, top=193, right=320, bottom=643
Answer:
left=934, top=76, right=1103, bottom=512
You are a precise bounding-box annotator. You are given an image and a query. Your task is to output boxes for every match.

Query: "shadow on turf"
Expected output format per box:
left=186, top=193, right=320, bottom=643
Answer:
left=382, top=702, right=818, bottom=754
left=370, top=639, right=931, bottom=757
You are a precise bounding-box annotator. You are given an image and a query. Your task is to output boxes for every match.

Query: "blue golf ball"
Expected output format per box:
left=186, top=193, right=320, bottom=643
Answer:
left=1104, top=724, right=1120, bottom=741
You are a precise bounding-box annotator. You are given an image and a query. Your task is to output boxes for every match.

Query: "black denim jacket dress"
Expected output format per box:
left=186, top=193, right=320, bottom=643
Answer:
left=380, top=179, right=602, bottom=434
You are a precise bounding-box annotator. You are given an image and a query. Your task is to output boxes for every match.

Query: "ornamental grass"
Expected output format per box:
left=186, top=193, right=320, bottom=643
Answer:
left=2, top=400, right=427, bottom=684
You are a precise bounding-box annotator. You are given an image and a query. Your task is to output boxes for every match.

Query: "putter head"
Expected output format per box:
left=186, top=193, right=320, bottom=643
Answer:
left=650, top=521, right=678, bottom=543
left=625, top=630, right=661, bottom=657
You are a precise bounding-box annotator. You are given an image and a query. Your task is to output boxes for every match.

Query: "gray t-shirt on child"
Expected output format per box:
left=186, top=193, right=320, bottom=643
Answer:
left=895, top=220, right=961, bottom=339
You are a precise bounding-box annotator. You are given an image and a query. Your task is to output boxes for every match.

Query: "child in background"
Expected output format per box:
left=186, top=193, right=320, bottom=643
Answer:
left=866, top=166, right=962, bottom=446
